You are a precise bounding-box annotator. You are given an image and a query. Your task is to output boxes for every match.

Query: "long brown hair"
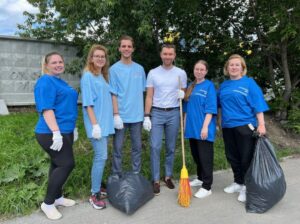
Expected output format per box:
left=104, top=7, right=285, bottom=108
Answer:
left=84, top=44, right=109, bottom=82
left=42, top=52, right=64, bottom=74
left=184, top=60, right=209, bottom=101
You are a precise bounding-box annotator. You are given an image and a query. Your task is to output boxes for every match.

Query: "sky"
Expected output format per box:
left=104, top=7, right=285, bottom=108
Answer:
left=0, top=0, right=39, bottom=36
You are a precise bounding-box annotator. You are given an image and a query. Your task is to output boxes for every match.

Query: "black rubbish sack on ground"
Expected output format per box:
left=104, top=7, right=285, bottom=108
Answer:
left=245, top=136, right=286, bottom=213
left=107, top=172, right=154, bottom=215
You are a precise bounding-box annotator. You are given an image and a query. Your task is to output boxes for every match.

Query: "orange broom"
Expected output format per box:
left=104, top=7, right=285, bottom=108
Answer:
left=178, top=77, right=192, bottom=207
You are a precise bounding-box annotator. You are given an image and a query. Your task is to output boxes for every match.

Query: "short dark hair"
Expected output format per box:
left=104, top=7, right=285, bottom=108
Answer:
left=161, top=43, right=176, bottom=51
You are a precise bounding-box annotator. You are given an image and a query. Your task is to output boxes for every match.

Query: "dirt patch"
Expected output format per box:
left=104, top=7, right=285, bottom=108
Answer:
left=265, top=114, right=300, bottom=149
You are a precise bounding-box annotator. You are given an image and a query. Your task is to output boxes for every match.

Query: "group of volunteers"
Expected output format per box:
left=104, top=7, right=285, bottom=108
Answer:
left=34, top=35, right=269, bottom=220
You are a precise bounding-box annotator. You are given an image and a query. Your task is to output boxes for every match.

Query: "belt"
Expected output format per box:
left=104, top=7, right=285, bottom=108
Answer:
left=152, top=106, right=179, bottom=111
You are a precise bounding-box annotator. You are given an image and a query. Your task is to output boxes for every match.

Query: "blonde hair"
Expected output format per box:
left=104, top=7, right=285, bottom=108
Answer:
left=223, top=54, right=247, bottom=76
left=84, top=44, right=109, bottom=82
left=184, top=60, right=209, bottom=101
left=41, top=52, right=64, bottom=74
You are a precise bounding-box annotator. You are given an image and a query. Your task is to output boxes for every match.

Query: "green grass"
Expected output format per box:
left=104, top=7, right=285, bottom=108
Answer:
left=0, top=110, right=299, bottom=219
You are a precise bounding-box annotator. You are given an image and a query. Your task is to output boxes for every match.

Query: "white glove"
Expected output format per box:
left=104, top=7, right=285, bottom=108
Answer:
left=92, top=124, right=102, bottom=139
left=143, top=117, right=152, bottom=131
left=114, top=115, right=124, bottom=129
left=50, top=131, right=63, bottom=151
left=177, top=89, right=185, bottom=99
left=73, top=127, right=78, bottom=142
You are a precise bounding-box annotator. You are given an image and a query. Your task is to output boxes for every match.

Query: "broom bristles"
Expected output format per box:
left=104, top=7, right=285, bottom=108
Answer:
left=178, top=166, right=192, bottom=207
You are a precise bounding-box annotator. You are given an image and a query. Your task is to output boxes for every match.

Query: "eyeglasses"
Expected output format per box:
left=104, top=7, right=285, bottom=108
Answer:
left=93, top=55, right=106, bottom=59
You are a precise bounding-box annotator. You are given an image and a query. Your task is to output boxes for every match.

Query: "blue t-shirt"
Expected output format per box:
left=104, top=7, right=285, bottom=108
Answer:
left=34, top=74, right=78, bottom=134
left=218, top=75, right=269, bottom=128
left=109, top=61, right=146, bottom=123
left=80, top=71, right=115, bottom=138
left=184, top=80, right=217, bottom=142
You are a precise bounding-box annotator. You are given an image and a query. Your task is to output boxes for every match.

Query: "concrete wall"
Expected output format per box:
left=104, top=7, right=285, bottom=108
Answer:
left=0, top=36, right=80, bottom=106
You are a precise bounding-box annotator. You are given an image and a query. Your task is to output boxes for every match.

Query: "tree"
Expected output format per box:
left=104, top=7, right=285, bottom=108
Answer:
left=247, top=0, right=300, bottom=119
left=18, top=0, right=250, bottom=74
left=18, top=0, right=300, bottom=119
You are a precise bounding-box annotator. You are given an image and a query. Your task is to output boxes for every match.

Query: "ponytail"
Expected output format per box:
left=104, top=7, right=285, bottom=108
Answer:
left=184, top=80, right=197, bottom=101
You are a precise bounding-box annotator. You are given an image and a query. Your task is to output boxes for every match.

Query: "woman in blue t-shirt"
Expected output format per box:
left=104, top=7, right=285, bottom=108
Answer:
left=80, top=45, right=115, bottom=210
left=34, top=52, right=78, bottom=220
left=184, top=60, right=217, bottom=199
left=219, top=54, right=269, bottom=203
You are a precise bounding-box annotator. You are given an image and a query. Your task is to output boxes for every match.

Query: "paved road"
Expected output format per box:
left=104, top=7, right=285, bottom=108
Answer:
left=2, top=157, right=300, bottom=224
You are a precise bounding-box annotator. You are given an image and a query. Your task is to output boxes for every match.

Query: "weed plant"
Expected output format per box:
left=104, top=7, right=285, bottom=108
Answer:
left=0, top=110, right=297, bottom=219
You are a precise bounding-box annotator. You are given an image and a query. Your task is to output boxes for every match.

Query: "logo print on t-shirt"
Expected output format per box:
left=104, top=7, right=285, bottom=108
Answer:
left=233, top=87, right=248, bottom=96
left=194, top=89, right=207, bottom=97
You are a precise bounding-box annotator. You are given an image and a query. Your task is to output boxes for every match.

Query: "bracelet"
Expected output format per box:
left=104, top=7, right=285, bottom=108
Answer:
left=144, top=113, right=150, bottom=117
left=113, top=113, right=119, bottom=115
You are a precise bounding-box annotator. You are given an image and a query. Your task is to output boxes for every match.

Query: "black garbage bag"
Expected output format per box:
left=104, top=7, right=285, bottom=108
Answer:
left=245, top=136, right=286, bottom=213
left=107, top=172, right=154, bottom=215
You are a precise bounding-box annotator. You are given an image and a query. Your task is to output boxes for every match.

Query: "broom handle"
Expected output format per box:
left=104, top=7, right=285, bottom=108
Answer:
left=178, top=77, right=186, bottom=167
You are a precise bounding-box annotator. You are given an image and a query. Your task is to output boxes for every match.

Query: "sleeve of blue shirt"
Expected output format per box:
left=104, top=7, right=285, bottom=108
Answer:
left=142, top=67, right=146, bottom=91
left=205, top=82, right=218, bottom=115
left=35, top=76, right=56, bottom=113
left=247, top=78, right=269, bottom=113
left=108, top=70, right=117, bottom=95
left=81, top=72, right=95, bottom=107
left=109, top=67, right=119, bottom=95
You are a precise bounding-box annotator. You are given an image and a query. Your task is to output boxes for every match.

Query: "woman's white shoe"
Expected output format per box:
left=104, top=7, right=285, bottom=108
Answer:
left=194, top=188, right=212, bottom=199
left=189, top=179, right=203, bottom=187
left=54, top=197, right=76, bottom=207
left=224, top=182, right=243, bottom=193
left=237, top=186, right=246, bottom=202
left=41, top=202, right=62, bottom=220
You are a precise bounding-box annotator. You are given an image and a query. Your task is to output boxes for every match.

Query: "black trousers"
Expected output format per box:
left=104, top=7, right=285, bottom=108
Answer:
left=36, top=133, right=75, bottom=204
left=189, top=139, right=214, bottom=190
left=222, top=125, right=256, bottom=185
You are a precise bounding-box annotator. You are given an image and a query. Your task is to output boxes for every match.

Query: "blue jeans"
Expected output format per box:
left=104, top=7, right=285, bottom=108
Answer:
left=150, top=108, right=180, bottom=181
left=112, top=122, right=142, bottom=174
left=90, top=137, right=108, bottom=194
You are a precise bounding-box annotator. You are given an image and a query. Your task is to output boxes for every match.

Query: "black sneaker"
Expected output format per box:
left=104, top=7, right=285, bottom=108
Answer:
left=153, top=182, right=160, bottom=196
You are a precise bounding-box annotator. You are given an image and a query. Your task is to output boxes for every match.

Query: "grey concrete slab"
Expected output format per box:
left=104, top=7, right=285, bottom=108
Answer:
left=0, top=37, right=80, bottom=106
left=0, top=99, right=9, bottom=115
left=2, top=157, right=299, bottom=224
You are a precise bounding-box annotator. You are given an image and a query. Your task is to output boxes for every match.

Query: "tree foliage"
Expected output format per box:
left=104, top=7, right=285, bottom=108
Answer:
left=18, top=0, right=300, bottom=120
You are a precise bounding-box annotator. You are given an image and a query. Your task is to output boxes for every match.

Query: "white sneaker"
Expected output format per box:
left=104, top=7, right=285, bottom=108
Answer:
left=194, top=188, right=212, bottom=199
left=189, top=179, right=203, bottom=187
left=224, top=182, right=243, bottom=193
left=54, top=197, right=76, bottom=207
left=41, top=202, right=62, bottom=220
left=238, top=185, right=246, bottom=202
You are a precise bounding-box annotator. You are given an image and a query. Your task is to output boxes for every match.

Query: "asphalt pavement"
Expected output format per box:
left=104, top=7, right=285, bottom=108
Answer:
left=2, top=157, right=300, bottom=224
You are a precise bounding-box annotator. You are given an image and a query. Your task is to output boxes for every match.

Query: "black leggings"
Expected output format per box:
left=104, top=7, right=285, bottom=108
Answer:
left=189, top=139, right=214, bottom=190
left=222, top=125, right=256, bottom=185
left=36, top=133, right=75, bottom=204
